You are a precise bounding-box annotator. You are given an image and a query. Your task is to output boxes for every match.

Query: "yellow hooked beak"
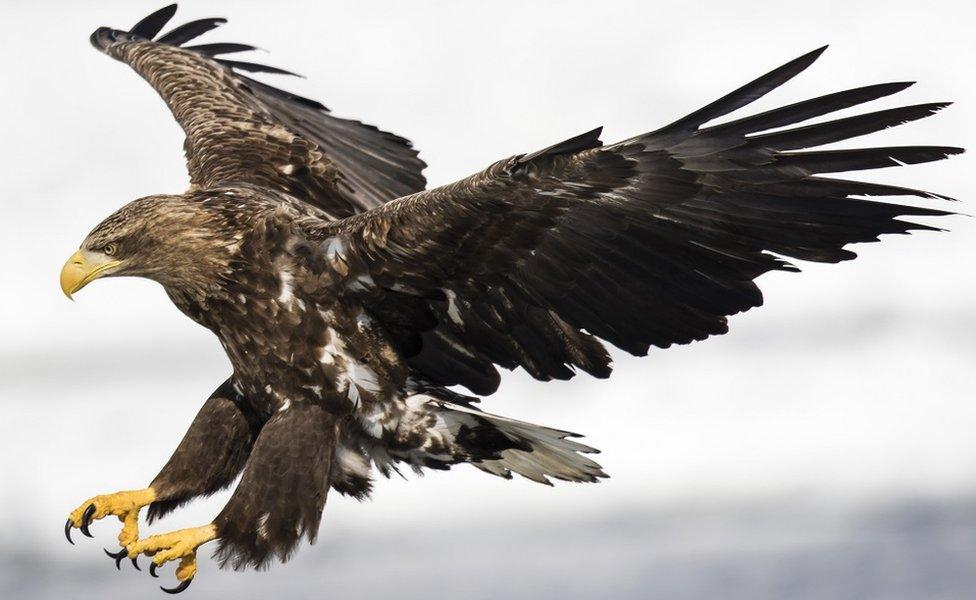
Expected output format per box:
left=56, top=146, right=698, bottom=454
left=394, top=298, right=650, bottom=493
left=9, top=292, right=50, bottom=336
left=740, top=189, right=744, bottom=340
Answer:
left=60, top=250, right=121, bottom=299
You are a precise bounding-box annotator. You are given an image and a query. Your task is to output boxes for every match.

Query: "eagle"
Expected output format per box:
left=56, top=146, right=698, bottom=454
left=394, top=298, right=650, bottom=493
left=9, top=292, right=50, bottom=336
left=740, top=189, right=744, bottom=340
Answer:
left=62, top=4, right=960, bottom=594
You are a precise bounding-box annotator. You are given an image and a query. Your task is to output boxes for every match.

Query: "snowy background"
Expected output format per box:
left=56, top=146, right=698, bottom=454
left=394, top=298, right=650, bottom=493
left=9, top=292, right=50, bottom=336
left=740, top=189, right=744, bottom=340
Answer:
left=0, top=1, right=974, bottom=598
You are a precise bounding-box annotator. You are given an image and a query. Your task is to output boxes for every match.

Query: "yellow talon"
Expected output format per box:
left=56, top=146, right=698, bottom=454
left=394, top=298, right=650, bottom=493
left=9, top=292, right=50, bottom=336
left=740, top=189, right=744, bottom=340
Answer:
left=66, top=488, right=156, bottom=546
left=127, top=523, right=217, bottom=584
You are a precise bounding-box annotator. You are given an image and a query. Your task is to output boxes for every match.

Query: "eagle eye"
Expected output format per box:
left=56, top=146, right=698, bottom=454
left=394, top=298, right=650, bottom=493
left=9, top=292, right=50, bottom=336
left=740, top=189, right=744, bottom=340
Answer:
left=103, top=243, right=119, bottom=256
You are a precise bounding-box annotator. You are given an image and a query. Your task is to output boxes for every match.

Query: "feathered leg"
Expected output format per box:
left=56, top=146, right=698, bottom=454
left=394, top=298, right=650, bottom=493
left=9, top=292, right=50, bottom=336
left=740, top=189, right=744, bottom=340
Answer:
left=125, top=401, right=334, bottom=590
left=147, top=378, right=263, bottom=522
left=211, top=401, right=335, bottom=570
left=65, top=378, right=261, bottom=569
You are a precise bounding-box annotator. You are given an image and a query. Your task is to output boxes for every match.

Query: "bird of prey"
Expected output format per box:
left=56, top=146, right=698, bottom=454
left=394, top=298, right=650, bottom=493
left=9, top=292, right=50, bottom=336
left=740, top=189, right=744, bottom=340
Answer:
left=62, top=4, right=960, bottom=594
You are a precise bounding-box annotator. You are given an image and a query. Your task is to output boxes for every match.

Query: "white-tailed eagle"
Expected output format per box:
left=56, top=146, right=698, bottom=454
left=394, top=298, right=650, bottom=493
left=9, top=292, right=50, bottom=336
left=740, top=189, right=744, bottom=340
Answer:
left=61, top=4, right=960, bottom=594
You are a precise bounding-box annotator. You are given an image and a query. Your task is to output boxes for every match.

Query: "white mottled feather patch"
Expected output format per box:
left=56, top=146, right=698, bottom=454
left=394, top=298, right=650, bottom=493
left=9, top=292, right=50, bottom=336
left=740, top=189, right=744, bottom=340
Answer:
left=325, top=237, right=346, bottom=260
left=443, top=289, right=464, bottom=325
left=335, top=444, right=371, bottom=480
left=277, top=266, right=295, bottom=303
left=317, top=326, right=381, bottom=403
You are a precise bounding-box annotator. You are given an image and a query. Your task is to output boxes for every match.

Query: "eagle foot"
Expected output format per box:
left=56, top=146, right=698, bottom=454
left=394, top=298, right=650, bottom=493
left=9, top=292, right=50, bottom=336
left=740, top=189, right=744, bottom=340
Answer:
left=65, top=488, right=156, bottom=547
left=126, top=523, right=217, bottom=594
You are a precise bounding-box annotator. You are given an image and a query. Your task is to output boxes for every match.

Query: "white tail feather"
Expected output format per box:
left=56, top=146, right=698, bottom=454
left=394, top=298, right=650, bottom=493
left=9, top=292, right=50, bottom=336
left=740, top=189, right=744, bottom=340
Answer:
left=437, top=402, right=608, bottom=484
left=365, top=394, right=608, bottom=485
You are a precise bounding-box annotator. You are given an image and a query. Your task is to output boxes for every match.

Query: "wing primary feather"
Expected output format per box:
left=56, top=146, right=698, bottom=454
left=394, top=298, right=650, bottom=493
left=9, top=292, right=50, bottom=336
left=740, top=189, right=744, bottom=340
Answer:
left=656, top=45, right=829, bottom=134
left=748, top=102, right=952, bottom=150
left=217, top=60, right=303, bottom=77
left=156, top=17, right=227, bottom=45
left=706, top=82, right=916, bottom=136
left=128, top=4, right=178, bottom=39
left=774, top=146, right=964, bottom=173
left=184, top=42, right=259, bottom=56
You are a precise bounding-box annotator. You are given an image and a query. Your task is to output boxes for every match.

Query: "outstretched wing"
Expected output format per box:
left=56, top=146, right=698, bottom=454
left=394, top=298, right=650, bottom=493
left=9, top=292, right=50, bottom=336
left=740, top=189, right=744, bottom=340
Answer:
left=309, top=47, right=960, bottom=395
left=91, top=4, right=426, bottom=218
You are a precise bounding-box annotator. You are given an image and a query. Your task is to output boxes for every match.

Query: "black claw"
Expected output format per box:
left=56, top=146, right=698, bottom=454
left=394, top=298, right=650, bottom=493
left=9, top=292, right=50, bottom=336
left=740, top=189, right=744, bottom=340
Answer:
left=104, top=547, right=128, bottom=570
left=161, top=578, right=192, bottom=594
left=149, top=562, right=160, bottom=578
left=131, top=556, right=142, bottom=571
left=64, top=519, right=74, bottom=545
left=80, top=504, right=96, bottom=538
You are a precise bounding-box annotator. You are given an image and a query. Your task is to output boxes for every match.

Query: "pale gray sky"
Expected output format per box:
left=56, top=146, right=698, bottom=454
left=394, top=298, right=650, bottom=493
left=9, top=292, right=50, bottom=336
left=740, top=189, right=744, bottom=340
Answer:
left=0, top=1, right=974, bottom=598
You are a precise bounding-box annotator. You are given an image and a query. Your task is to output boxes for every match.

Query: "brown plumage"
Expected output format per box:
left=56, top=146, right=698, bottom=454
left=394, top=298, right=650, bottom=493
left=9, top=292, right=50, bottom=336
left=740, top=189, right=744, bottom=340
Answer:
left=90, top=6, right=426, bottom=218
left=62, top=4, right=960, bottom=592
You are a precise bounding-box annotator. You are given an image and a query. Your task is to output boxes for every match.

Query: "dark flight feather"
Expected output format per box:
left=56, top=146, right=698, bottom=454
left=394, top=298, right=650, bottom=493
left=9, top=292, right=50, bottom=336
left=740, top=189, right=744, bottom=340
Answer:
left=707, top=82, right=916, bottom=136
left=156, top=18, right=227, bottom=46
left=773, top=146, right=964, bottom=173
left=183, top=42, right=258, bottom=56
left=655, top=45, right=828, bottom=135
left=747, top=102, right=952, bottom=150
left=128, top=4, right=177, bottom=39
left=216, top=59, right=301, bottom=77
left=244, top=77, right=427, bottom=211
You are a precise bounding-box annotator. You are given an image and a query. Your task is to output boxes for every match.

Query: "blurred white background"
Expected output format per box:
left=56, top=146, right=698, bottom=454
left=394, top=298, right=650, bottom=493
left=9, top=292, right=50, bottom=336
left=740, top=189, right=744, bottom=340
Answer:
left=0, top=1, right=974, bottom=598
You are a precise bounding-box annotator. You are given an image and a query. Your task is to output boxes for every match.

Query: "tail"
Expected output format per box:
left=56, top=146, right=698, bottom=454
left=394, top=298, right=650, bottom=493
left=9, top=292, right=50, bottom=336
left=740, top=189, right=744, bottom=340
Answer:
left=447, top=403, right=608, bottom=485
left=373, top=393, right=608, bottom=485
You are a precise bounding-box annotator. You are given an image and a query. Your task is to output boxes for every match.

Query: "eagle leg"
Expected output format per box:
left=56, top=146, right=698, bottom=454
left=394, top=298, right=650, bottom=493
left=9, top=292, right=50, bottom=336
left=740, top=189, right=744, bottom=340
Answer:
left=126, top=523, right=218, bottom=593
left=65, top=488, right=157, bottom=548
left=145, top=379, right=261, bottom=524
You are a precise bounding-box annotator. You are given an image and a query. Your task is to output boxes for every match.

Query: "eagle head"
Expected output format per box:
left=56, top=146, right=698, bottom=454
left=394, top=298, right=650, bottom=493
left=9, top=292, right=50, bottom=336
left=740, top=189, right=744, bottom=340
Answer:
left=60, top=194, right=239, bottom=299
